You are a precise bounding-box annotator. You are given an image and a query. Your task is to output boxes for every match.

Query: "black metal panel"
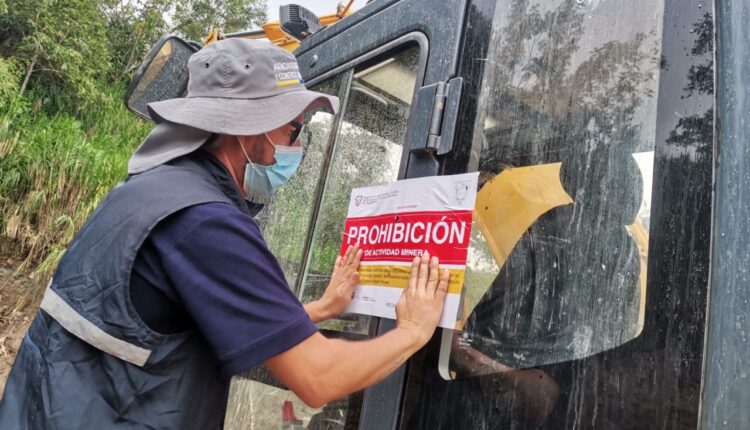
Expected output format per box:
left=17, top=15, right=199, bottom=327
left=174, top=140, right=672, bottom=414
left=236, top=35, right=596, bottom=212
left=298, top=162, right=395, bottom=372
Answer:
left=441, top=0, right=495, bottom=177
left=296, top=0, right=403, bottom=55
left=700, top=0, right=750, bottom=427
left=296, top=0, right=468, bottom=87
left=397, top=2, right=497, bottom=429
left=357, top=319, right=404, bottom=430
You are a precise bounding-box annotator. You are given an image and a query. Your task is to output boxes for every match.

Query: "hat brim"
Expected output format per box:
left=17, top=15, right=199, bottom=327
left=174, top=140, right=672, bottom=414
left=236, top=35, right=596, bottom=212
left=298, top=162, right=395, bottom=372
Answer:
left=127, top=121, right=213, bottom=174
left=146, top=89, right=340, bottom=136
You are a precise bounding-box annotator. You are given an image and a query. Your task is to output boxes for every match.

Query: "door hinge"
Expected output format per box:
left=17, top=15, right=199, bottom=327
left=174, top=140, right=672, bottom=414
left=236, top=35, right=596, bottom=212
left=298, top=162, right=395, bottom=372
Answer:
left=407, top=77, right=463, bottom=156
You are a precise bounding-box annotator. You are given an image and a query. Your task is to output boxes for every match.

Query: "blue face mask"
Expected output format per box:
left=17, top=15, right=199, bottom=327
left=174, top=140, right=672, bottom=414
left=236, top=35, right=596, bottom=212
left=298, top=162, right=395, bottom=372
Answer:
left=239, top=133, right=303, bottom=202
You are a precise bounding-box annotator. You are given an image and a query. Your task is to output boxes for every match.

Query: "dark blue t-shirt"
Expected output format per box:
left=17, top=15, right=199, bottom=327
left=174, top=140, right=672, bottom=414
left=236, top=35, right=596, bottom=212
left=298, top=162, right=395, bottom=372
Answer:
left=130, top=201, right=317, bottom=377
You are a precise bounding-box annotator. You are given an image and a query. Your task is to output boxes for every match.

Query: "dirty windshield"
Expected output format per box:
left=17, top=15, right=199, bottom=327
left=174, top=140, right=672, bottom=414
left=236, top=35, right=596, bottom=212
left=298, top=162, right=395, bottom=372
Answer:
left=448, top=0, right=663, bottom=375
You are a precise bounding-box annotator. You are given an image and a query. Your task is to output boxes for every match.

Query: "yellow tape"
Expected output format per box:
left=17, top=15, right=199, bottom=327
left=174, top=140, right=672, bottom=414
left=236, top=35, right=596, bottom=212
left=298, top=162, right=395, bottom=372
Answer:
left=358, top=265, right=464, bottom=295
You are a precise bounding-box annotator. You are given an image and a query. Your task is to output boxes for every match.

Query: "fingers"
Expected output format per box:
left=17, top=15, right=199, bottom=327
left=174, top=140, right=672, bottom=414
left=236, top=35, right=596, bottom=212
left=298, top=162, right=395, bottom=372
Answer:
left=337, top=245, right=362, bottom=278
left=334, top=247, right=349, bottom=269
left=435, top=268, right=450, bottom=303
left=341, top=246, right=352, bottom=266
left=348, top=244, right=358, bottom=266
left=338, top=270, right=360, bottom=295
left=426, top=256, right=439, bottom=296
left=417, top=251, right=430, bottom=293
left=351, top=247, right=362, bottom=267
left=408, top=255, right=420, bottom=295
left=343, top=244, right=361, bottom=267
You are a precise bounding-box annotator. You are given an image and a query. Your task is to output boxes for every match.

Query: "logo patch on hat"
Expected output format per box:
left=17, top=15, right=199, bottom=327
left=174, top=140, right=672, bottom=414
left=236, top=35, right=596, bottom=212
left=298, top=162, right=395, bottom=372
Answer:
left=274, top=61, right=304, bottom=87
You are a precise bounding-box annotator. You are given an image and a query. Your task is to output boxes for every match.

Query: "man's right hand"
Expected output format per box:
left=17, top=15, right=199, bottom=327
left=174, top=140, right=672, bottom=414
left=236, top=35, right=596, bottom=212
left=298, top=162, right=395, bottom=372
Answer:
left=266, top=250, right=451, bottom=408
left=395, top=251, right=450, bottom=346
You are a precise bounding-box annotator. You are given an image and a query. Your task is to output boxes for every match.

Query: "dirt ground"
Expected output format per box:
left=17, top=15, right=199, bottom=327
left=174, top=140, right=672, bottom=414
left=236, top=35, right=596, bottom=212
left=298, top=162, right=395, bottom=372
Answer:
left=0, top=256, right=38, bottom=395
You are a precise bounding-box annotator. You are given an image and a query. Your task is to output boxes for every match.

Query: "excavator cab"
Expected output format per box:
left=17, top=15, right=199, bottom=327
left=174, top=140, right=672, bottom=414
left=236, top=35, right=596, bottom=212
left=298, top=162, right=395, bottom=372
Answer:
left=126, top=1, right=750, bottom=429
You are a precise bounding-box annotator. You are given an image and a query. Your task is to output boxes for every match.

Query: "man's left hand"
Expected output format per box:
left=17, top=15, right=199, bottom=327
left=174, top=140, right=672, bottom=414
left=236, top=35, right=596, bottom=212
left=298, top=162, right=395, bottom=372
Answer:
left=305, top=244, right=362, bottom=323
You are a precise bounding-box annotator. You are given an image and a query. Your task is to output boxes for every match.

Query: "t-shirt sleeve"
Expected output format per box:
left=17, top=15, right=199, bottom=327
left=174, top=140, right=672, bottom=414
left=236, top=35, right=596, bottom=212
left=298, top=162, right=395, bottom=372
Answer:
left=151, top=203, right=317, bottom=377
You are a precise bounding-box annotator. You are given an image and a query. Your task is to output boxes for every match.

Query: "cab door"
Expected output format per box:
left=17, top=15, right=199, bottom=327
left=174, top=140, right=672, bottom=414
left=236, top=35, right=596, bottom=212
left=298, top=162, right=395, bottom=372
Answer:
left=223, top=1, right=469, bottom=429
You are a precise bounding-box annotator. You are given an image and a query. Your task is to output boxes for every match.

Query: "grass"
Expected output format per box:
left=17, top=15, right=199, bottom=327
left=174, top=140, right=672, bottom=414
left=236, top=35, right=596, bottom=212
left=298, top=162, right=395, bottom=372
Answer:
left=0, top=87, right=152, bottom=297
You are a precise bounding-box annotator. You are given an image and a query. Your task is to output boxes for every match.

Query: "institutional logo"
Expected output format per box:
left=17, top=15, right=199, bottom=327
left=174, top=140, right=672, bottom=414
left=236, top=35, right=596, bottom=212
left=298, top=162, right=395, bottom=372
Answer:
left=274, top=61, right=304, bottom=88
left=355, top=195, right=364, bottom=206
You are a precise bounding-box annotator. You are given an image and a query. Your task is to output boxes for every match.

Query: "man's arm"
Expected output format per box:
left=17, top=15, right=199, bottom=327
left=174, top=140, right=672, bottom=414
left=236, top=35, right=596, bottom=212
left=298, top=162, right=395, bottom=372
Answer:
left=267, top=252, right=449, bottom=408
left=450, top=333, right=559, bottom=419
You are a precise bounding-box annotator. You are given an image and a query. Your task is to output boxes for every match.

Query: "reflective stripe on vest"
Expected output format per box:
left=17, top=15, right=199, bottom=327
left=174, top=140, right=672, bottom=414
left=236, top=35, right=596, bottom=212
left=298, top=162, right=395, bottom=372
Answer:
left=40, top=284, right=152, bottom=367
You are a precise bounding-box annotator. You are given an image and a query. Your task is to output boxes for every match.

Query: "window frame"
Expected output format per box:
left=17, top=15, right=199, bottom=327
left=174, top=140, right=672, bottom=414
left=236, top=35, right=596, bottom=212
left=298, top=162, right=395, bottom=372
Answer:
left=293, top=33, right=430, bottom=301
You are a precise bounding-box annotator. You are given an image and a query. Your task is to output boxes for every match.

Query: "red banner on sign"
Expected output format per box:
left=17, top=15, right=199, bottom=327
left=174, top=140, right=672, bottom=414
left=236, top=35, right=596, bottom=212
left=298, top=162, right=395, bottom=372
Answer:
left=340, top=210, right=473, bottom=265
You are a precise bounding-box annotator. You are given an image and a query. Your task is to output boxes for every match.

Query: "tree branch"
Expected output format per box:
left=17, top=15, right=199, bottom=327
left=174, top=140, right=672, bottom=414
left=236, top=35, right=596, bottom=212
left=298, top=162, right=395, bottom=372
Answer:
left=19, top=52, right=38, bottom=95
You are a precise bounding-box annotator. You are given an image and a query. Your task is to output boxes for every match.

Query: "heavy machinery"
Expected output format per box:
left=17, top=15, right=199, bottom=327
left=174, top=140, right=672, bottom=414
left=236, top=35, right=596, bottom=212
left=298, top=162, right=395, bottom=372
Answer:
left=125, top=0, right=750, bottom=428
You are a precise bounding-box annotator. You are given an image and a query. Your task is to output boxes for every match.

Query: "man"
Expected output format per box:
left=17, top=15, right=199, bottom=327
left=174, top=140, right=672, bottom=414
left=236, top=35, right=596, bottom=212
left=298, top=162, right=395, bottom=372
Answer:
left=0, top=38, right=449, bottom=429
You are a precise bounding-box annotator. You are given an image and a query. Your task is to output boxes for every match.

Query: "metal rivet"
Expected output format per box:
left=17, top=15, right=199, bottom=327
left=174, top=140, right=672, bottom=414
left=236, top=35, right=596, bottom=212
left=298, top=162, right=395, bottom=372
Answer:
left=310, top=54, right=319, bottom=67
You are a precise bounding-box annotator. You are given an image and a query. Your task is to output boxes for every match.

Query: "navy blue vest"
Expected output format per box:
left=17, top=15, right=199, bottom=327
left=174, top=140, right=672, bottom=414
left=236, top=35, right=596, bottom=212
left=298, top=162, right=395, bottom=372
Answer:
left=0, top=157, right=238, bottom=429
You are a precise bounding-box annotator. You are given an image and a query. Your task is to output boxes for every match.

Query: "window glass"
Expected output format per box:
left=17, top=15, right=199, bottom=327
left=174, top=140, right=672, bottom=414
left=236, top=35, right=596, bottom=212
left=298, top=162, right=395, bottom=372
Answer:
left=225, top=358, right=364, bottom=430
left=299, top=45, right=421, bottom=334
left=448, top=0, right=664, bottom=373
left=254, top=76, right=343, bottom=286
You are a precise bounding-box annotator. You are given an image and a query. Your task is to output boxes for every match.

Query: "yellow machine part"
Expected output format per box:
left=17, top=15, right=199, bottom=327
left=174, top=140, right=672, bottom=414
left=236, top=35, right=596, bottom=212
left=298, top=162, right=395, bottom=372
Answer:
left=261, top=13, right=352, bottom=51
left=474, top=163, right=573, bottom=269
left=465, top=163, right=648, bottom=335
left=204, top=1, right=355, bottom=52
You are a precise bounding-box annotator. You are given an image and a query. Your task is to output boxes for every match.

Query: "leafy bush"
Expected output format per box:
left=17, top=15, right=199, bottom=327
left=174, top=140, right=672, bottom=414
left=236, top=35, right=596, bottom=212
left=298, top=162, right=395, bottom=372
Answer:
left=0, top=57, right=17, bottom=102
left=0, top=0, right=268, bottom=295
left=0, top=87, right=151, bottom=291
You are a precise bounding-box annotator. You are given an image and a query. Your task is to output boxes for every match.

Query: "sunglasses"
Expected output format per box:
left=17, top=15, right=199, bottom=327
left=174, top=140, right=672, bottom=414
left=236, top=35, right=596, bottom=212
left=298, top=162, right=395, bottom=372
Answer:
left=289, top=121, right=305, bottom=146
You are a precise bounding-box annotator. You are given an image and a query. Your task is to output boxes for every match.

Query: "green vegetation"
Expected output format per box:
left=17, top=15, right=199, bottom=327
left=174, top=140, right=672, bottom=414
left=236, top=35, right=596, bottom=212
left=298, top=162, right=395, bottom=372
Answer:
left=0, top=88, right=151, bottom=288
left=0, top=0, right=267, bottom=295
left=174, top=0, right=265, bottom=41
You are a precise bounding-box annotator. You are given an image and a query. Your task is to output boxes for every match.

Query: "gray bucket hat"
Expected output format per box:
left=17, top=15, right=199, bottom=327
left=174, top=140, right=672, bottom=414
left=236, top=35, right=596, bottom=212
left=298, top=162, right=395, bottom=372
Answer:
left=128, top=38, right=339, bottom=174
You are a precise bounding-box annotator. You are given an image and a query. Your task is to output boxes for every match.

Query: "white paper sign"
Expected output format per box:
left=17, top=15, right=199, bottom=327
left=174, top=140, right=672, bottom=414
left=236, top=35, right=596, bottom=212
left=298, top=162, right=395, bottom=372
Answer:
left=339, top=172, right=479, bottom=329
